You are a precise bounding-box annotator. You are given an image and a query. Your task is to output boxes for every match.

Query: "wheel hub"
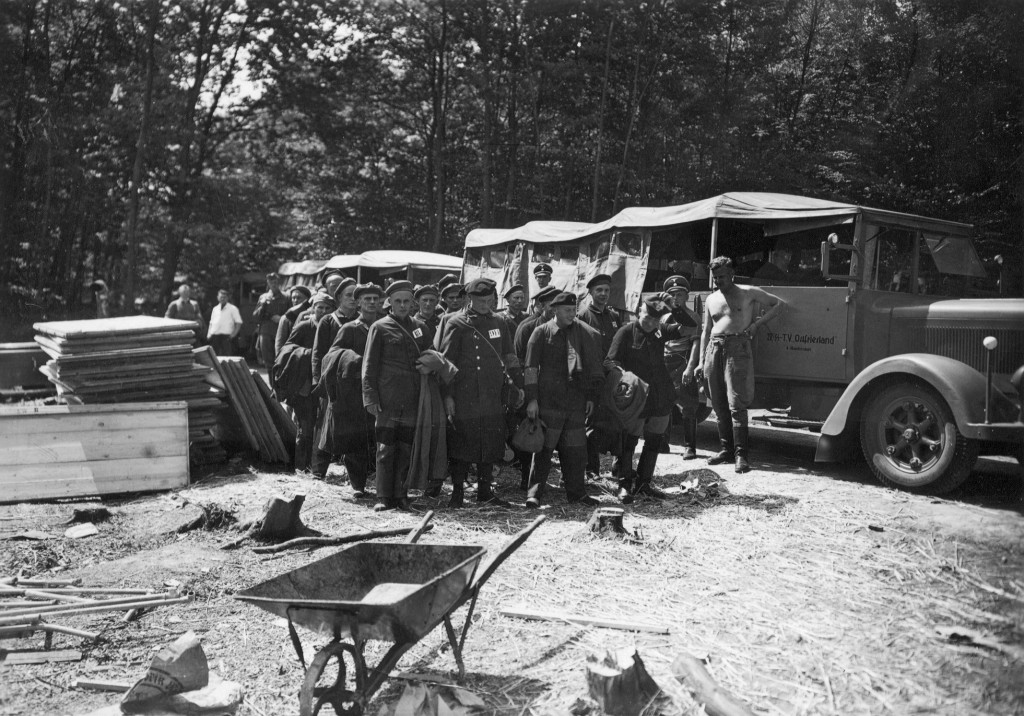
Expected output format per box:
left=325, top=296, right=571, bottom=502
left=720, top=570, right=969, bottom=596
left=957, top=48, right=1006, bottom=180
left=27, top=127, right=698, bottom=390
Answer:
left=902, top=426, right=919, bottom=443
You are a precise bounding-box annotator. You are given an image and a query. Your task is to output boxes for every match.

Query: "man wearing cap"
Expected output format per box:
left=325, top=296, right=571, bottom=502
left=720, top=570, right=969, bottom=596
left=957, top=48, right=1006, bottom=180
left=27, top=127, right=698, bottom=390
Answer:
left=436, top=277, right=522, bottom=507
left=662, top=275, right=703, bottom=459
left=696, top=256, right=786, bottom=473
left=253, top=274, right=290, bottom=391
left=165, top=283, right=205, bottom=342
left=275, top=285, right=313, bottom=357
left=275, top=290, right=334, bottom=471
left=577, top=273, right=624, bottom=479
left=606, top=296, right=693, bottom=501
left=533, top=262, right=553, bottom=290
left=319, top=284, right=383, bottom=497
left=362, top=280, right=438, bottom=511
left=311, top=277, right=358, bottom=476
left=414, top=284, right=442, bottom=330
left=523, top=291, right=602, bottom=508
left=437, top=276, right=464, bottom=314
left=207, top=289, right=243, bottom=357
left=499, top=284, right=528, bottom=332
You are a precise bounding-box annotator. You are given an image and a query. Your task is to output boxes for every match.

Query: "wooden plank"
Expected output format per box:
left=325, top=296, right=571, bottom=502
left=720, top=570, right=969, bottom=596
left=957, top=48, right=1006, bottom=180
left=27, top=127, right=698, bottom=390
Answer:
left=193, top=345, right=227, bottom=390
left=0, top=432, right=187, bottom=465
left=235, top=365, right=290, bottom=463
left=36, top=329, right=195, bottom=348
left=37, top=345, right=194, bottom=364
left=252, top=370, right=297, bottom=458
left=214, top=359, right=262, bottom=454
left=33, top=316, right=198, bottom=339
left=0, top=467, right=188, bottom=504
left=0, top=455, right=189, bottom=484
left=230, top=362, right=286, bottom=463
left=0, top=407, right=187, bottom=436
left=500, top=607, right=670, bottom=634
left=0, top=649, right=82, bottom=665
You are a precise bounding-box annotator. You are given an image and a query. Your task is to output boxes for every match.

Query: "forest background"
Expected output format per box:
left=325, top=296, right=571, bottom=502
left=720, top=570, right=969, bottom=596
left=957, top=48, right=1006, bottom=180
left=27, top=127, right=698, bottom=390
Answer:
left=1, top=0, right=1021, bottom=337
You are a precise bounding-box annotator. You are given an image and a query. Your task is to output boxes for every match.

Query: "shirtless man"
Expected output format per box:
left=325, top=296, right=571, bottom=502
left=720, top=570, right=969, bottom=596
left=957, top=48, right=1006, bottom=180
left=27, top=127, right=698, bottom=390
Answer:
left=695, top=256, right=786, bottom=473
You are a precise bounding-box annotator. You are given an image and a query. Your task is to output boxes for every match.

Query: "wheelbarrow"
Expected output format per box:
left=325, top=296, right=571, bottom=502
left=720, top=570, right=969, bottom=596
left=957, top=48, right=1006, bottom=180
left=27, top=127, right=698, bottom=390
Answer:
left=235, top=513, right=545, bottom=716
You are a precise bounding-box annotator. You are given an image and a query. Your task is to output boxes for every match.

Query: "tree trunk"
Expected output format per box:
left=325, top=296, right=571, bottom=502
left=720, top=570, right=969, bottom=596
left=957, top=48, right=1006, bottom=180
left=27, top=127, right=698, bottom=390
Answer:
left=591, top=18, right=615, bottom=222
left=124, top=0, right=160, bottom=307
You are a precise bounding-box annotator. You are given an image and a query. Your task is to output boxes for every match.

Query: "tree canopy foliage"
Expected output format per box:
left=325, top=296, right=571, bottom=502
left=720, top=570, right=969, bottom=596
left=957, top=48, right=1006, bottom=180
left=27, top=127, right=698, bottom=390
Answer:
left=1, top=0, right=1021, bottom=331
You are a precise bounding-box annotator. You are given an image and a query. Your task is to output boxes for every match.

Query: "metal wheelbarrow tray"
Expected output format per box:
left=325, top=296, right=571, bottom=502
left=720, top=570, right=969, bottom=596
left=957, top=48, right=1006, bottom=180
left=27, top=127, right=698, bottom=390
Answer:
left=235, top=514, right=545, bottom=716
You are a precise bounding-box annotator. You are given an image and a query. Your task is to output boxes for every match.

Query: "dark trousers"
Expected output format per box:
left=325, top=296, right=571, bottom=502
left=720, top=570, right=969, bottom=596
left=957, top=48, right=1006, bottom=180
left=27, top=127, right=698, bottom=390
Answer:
left=208, top=334, right=233, bottom=357
left=290, top=395, right=315, bottom=471
left=375, top=410, right=416, bottom=500
left=528, top=445, right=587, bottom=502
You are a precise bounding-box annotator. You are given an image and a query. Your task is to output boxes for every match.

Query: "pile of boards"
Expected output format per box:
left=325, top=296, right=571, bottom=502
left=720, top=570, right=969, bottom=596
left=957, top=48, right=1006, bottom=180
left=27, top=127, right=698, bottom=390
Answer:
left=193, top=349, right=294, bottom=465
left=33, top=316, right=226, bottom=464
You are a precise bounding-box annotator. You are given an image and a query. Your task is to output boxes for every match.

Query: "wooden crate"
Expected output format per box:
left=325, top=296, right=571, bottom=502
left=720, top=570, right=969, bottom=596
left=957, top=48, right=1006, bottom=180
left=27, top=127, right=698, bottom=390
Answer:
left=0, top=402, right=190, bottom=503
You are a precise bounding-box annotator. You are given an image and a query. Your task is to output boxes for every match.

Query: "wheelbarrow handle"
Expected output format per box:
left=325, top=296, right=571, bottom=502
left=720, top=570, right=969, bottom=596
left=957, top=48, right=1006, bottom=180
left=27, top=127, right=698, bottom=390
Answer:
left=406, top=510, right=435, bottom=544
left=471, top=516, right=546, bottom=591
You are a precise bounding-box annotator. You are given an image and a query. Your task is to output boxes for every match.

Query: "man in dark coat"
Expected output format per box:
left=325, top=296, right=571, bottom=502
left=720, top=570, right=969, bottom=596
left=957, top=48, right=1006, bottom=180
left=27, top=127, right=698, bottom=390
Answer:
left=362, top=281, right=436, bottom=511
left=310, top=277, right=358, bottom=477
left=274, top=291, right=333, bottom=472
left=275, top=285, right=313, bottom=357
left=605, top=296, right=690, bottom=501
left=320, top=284, right=382, bottom=497
left=523, top=291, right=602, bottom=508
left=577, top=273, right=624, bottom=479
left=437, top=278, right=521, bottom=507
left=533, top=262, right=553, bottom=290
left=662, top=275, right=703, bottom=459
left=253, top=274, right=290, bottom=390
left=499, top=284, right=529, bottom=331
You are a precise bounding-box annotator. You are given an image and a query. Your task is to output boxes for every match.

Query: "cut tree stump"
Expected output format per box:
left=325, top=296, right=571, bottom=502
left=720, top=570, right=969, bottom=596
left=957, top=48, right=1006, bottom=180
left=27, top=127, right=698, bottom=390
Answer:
left=587, top=507, right=628, bottom=536
left=586, top=648, right=661, bottom=716
left=220, top=493, right=313, bottom=549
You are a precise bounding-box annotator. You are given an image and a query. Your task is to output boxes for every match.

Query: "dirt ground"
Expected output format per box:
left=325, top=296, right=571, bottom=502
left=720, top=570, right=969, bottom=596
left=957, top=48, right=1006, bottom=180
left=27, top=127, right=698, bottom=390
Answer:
left=1, top=420, right=1022, bottom=716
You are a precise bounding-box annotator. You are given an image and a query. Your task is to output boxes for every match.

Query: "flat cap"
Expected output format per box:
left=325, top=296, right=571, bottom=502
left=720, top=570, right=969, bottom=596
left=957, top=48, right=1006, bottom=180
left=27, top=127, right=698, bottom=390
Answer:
left=332, top=277, right=356, bottom=300
left=465, top=277, right=497, bottom=296
left=549, top=291, right=577, bottom=308
left=586, top=273, right=612, bottom=289
left=643, top=297, right=671, bottom=318
left=533, top=263, right=553, bottom=276
left=503, top=283, right=525, bottom=299
left=289, top=285, right=313, bottom=300
left=354, top=283, right=383, bottom=300
left=320, top=268, right=346, bottom=285
left=438, top=273, right=460, bottom=290
left=440, top=281, right=464, bottom=297
left=663, top=275, right=690, bottom=293
left=414, top=284, right=440, bottom=299
left=533, top=285, right=561, bottom=303
left=385, top=280, right=415, bottom=297
left=312, top=289, right=337, bottom=310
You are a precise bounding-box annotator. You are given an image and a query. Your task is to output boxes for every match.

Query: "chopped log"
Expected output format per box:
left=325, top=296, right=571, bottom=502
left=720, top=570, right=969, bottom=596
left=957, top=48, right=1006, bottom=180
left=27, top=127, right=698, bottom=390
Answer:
left=587, top=507, right=628, bottom=535
left=500, top=606, right=670, bottom=634
left=586, top=648, right=661, bottom=716
left=671, top=653, right=756, bottom=716
left=252, top=524, right=435, bottom=554
left=221, top=492, right=312, bottom=549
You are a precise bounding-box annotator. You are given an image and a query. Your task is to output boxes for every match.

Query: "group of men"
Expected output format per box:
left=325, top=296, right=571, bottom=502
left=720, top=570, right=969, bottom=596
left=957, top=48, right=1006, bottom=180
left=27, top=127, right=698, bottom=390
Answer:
left=265, top=255, right=785, bottom=512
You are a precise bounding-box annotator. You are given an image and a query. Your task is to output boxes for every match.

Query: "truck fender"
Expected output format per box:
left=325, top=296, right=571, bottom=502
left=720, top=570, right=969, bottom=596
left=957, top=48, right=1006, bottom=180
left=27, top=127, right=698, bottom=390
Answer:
left=814, top=354, right=989, bottom=462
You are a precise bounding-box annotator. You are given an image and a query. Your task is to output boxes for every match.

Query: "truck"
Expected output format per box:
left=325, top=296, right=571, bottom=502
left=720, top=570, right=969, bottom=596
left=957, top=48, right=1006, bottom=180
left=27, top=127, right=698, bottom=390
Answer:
left=462, top=192, right=1024, bottom=494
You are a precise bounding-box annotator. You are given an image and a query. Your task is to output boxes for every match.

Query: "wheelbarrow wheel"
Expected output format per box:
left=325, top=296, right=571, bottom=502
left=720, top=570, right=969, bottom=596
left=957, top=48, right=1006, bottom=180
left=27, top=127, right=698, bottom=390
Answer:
left=299, top=641, right=363, bottom=716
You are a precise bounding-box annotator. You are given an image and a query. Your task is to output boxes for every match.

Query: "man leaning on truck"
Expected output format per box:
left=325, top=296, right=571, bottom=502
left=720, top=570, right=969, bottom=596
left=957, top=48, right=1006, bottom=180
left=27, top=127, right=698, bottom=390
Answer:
left=696, top=256, right=786, bottom=473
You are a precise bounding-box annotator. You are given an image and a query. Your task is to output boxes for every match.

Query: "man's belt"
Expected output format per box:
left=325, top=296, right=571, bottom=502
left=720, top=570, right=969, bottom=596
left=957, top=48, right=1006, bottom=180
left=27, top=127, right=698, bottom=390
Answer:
left=710, top=332, right=751, bottom=342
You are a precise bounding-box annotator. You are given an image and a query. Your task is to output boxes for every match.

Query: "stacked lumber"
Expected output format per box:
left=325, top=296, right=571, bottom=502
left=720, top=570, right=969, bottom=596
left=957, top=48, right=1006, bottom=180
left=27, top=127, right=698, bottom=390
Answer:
left=0, top=402, right=190, bottom=502
left=33, top=317, right=226, bottom=464
left=215, top=357, right=292, bottom=464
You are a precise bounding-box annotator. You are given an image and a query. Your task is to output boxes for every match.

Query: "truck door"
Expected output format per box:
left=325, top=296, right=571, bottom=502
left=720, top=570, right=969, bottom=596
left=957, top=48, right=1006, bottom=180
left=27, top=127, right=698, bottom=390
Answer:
left=754, top=286, right=852, bottom=384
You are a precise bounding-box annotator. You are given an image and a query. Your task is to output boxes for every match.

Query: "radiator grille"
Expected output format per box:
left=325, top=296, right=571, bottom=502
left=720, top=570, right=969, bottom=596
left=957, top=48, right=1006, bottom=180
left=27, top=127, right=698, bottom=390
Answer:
left=924, top=326, right=1024, bottom=375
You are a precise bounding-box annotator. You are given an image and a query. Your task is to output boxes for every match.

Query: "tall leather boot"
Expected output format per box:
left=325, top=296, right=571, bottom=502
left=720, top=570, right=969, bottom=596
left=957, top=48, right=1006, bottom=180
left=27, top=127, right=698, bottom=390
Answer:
left=707, top=419, right=735, bottom=465
left=634, top=434, right=667, bottom=499
left=681, top=416, right=698, bottom=460
left=476, top=463, right=508, bottom=506
left=526, top=449, right=553, bottom=507
left=617, top=435, right=640, bottom=503
left=518, top=451, right=533, bottom=491
left=449, top=462, right=467, bottom=508
left=734, top=424, right=751, bottom=473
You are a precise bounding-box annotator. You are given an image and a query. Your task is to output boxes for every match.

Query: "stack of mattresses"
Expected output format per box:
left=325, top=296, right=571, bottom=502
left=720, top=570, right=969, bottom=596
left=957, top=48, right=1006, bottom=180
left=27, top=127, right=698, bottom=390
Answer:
left=33, top=316, right=226, bottom=465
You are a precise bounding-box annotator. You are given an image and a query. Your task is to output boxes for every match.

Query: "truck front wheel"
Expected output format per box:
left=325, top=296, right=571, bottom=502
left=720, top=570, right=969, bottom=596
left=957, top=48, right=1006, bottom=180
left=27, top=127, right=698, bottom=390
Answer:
left=860, top=383, right=978, bottom=494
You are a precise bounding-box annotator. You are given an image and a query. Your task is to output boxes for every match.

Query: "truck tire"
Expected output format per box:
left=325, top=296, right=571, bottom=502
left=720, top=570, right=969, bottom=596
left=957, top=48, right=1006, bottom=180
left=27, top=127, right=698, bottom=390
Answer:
left=860, top=382, right=978, bottom=494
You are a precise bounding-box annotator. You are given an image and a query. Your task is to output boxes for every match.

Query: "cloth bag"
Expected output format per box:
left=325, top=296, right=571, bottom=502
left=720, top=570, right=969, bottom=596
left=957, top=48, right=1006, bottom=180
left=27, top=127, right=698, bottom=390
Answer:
left=511, top=416, right=545, bottom=453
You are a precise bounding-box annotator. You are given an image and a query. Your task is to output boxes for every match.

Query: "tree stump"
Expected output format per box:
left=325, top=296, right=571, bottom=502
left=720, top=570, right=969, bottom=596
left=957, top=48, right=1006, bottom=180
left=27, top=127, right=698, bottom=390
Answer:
left=256, top=493, right=308, bottom=539
left=586, top=648, right=660, bottom=716
left=587, top=507, right=627, bottom=536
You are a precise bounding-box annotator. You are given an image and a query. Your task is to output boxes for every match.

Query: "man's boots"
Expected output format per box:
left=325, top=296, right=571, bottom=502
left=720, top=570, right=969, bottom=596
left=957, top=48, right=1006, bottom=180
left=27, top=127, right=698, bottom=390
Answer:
left=476, top=464, right=509, bottom=507
left=734, top=424, right=751, bottom=473
left=681, top=416, right=698, bottom=460
left=617, top=435, right=640, bottom=503
left=633, top=434, right=667, bottom=499
left=448, top=478, right=464, bottom=508
left=707, top=420, right=735, bottom=465
left=310, top=449, right=332, bottom=478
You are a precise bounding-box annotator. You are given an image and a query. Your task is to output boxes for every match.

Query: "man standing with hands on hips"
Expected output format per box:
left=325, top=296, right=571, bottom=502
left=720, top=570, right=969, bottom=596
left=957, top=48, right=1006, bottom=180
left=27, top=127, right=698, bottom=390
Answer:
left=696, top=256, right=786, bottom=473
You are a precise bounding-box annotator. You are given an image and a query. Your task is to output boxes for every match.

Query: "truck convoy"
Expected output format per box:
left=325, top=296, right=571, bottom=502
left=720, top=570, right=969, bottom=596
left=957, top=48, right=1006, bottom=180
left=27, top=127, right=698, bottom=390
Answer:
left=462, top=192, right=1024, bottom=494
